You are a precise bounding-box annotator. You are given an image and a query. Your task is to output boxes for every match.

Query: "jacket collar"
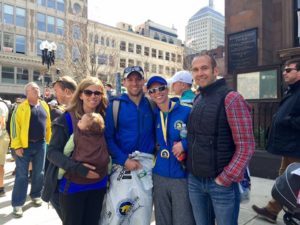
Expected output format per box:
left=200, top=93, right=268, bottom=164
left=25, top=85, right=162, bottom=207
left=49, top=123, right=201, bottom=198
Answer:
left=198, top=78, right=226, bottom=95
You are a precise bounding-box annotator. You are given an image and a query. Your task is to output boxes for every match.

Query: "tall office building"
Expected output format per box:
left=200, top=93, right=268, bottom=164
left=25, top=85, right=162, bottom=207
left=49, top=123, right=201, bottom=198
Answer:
left=185, top=0, right=224, bottom=52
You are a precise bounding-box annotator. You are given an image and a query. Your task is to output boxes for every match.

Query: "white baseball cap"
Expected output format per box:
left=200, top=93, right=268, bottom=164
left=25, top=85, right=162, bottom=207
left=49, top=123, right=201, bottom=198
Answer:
left=167, top=71, right=193, bottom=85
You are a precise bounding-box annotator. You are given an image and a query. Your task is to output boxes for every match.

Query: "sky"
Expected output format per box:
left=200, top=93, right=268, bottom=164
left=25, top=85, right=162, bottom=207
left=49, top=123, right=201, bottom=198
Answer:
left=88, top=0, right=225, bottom=41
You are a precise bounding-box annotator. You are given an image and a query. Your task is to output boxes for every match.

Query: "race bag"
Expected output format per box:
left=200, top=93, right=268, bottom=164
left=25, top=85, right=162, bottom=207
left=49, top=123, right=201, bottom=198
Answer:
left=239, top=166, right=251, bottom=203
left=100, top=151, right=154, bottom=225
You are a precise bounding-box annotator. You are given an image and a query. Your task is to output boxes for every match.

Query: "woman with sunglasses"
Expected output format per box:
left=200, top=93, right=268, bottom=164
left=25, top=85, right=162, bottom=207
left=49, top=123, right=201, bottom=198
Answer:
left=43, top=77, right=109, bottom=225
left=147, top=75, right=195, bottom=225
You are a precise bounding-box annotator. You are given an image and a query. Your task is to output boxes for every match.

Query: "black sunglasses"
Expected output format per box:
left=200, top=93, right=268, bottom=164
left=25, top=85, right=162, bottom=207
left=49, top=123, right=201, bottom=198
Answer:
left=284, top=67, right=298, bottom=73
left=82, top=89, right=102, bottom=96
left=148, top=85, right=167, bottom=94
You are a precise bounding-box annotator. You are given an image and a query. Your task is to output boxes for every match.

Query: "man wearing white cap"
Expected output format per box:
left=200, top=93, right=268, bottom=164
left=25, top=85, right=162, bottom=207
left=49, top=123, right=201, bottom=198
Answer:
left=168, top=71, right=195, bottom=105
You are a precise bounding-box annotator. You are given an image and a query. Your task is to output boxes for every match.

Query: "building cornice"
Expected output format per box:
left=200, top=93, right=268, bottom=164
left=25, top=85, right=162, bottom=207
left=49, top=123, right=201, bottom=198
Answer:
left=278, top=47, right=300, bottom=60
left=0, top=53, right=42, bottom=67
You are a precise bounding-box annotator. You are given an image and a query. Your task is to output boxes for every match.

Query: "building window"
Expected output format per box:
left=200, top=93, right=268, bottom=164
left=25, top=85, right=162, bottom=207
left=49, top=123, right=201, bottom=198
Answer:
left=33, top=71, right=42, bottom=86
left=72, top=25, right=81, bottom=40
left=159, top=65, right=164, bottom=74
left=128, top=59, right=134, bottom=67
left=120, top=58, right=126, bottom=68
left=3, top=33, right=14, bottom=52
left=57, top=0, right=65, bottom=12
left=171, top=53, right=176, bottom=62
left=144, top=47, right=149, bottom=56
left=120, top=41, right=126, bottom=51
left=144, top=62, right=149, bottom=72
left=47, top=0, right=55, bottom=9
left=158, top=50, right=163, bottom=59
left=2, top=66, right=14, bottom=84
left=47, top=16, right=55, bottom=33
left=165, top=52, right=170, bottom=61
left=154, top=32, right=159, bottom=40
left=165, top=66, right=170, bottom=75
left=72, top=47, right=80, bottom=62
left=37, top=13, right=46, bottom=32
left=94, top=35, right=98, bottom=44
left=109, top=56, right=115, bottom=66
left=162, top=36, right=167, bottom=42
left=36, top=39, right=42, bottom=56
left=56, top=43, right=64, bottom=59
left=3, top=4, right=14, bottom=25
left=98, top=54, right=108, bottom=65
left=128, top=43, right=134, bottom=53
left=16, top=68, right=28, bottom=84
left=16, top=35, right=26, bottom=54
left=151, top=64, right=157, bottom=73
left=56, top=18, right=64, bottom=35
left=111, top=39, right=115, bottom=48
left=151, top=49, right=157, bottom=58
left=171, top=68, right=176, bottom=75
left=16, top=7, right=26, bottom=27
left=169, top=39, right=174, bottom=44
left=295, top=0, right=300, bottom=46
left=73, top=3, right=81, bottom=14
left=136, top=45, right=141, bottom=54
left=101, top=37, right=104, bottom=45
left=136, top=61, right=142, bottom=66
left=37, top=0, right=46, bottom=6
left=177, top=54, right=182, bottom=63
left=106, top=38, right=110, bottom=47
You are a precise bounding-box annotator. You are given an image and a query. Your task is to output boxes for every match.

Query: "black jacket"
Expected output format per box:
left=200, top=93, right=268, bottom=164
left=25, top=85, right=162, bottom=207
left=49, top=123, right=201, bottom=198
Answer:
left=266, top=80, right=300, bottom=157
left=42, top=112, right=89, bottom=202
left=187, top=79, right=235, bottom=178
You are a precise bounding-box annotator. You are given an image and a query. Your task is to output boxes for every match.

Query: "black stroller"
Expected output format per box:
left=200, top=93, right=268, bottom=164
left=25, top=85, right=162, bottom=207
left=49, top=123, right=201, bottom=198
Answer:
left=271, top=162, right=300, bottom=225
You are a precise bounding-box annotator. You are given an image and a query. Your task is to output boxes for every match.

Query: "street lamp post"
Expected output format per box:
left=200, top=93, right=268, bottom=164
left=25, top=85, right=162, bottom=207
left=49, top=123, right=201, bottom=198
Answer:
left=39, top=40, right=57, bottom=69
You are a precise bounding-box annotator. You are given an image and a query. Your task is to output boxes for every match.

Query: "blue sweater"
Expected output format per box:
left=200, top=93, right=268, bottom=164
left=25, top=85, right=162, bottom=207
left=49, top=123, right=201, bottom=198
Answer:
left=153, top=98, right=191, bottom=178
left=105, top=94, right=156, bottom=165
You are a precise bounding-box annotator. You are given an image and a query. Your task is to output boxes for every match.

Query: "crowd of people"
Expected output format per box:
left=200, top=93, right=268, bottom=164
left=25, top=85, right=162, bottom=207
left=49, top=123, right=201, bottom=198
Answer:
left=0, top=54, right=299, bottom=225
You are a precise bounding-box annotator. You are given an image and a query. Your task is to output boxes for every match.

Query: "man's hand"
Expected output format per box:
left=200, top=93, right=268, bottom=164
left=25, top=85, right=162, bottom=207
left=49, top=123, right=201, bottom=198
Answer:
left=124, top=159, right=142, bottom=171
left=83, top=163, right=100, bottom=179
left=172, top=141, right=184, bottom=158
left=15, top=148, right=24, bottom=157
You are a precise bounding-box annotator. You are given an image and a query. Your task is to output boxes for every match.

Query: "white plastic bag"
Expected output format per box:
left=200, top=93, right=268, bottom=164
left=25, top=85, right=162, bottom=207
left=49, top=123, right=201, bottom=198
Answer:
left=239, top=167, right=251, bottom=203
left=100, top=151, right=154, bottom=225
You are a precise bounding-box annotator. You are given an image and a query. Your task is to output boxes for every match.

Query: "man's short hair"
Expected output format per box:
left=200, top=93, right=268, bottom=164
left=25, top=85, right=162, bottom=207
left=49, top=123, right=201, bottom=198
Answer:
left=52, top=76, right=77, bottom=92
left=192, top=54, right=217, bottom=69
left=285, top=58, right=300, bottom=71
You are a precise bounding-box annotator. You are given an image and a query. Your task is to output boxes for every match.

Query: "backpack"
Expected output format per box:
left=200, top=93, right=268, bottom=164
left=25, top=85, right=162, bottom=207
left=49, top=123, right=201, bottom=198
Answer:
left=0, top=99, right=14, bottom=134
left=112, top=97, right=156, bottom=129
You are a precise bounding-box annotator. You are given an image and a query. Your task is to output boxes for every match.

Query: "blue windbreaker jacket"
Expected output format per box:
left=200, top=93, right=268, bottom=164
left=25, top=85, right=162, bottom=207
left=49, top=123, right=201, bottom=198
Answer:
left=153, top=98, right=191, bottom=178
left=105, top=94, right=156, bottom=165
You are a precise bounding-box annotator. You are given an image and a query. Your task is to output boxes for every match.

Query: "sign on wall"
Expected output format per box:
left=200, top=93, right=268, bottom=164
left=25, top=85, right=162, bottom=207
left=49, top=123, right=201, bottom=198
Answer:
left=228, top=28, right=258, bottom=72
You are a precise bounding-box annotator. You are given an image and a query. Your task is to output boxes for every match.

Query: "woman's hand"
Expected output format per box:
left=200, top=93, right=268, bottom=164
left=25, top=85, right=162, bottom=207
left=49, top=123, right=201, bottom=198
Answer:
left=15, top=148, right=24, bottom=157
left=172, top=141, right=184, bottom=158
left=124, top=159, right=142, bottom=171
left=82, top=163, right=100, bottom=179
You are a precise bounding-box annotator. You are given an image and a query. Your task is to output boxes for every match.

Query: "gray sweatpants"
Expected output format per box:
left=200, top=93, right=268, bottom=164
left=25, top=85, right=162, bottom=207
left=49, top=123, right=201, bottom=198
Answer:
left=153, top=174, right=196, bottom=225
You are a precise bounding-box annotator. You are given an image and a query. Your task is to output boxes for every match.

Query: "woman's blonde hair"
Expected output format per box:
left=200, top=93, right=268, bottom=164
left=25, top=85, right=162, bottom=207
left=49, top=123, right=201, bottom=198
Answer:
left=67, top=77, right=108, bottom=119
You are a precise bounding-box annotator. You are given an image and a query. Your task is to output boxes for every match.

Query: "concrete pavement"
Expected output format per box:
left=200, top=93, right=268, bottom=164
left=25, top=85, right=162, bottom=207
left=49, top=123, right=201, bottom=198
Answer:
left=0, top=155, right=286, bottom=225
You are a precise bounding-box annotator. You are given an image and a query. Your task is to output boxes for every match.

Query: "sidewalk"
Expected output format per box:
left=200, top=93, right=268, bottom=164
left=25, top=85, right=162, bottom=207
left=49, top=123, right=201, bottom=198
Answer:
left=0, top=156, right=285, bottom=225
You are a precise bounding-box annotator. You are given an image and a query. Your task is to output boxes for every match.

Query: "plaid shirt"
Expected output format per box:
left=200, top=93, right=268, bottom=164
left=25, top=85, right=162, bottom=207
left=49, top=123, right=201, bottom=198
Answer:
left=217, top=91, right=255, bottom=186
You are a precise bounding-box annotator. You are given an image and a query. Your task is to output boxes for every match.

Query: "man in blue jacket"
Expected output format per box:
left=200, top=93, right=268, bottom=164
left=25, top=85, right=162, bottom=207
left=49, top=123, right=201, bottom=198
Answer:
left=105, top=66, right=155, bottom=170
left=252, top=58, right=300, bottom=223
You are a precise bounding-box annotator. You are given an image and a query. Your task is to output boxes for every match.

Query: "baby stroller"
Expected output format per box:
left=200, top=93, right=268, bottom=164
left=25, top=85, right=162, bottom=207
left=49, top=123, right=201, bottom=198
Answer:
left=271, top=162, right=300, bottom=225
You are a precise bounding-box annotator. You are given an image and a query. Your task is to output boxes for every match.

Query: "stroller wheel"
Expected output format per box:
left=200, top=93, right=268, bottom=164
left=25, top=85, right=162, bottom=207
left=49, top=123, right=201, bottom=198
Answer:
left=283, top=213, right=298, bottom=225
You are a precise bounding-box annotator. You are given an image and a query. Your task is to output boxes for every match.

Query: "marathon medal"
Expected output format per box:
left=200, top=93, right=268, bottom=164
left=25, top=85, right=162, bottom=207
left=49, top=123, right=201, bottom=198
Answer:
left=161, top=149, right=170, bottom=159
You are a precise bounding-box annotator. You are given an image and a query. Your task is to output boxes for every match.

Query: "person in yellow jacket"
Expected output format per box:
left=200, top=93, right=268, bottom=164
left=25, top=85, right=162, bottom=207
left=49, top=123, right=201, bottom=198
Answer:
left=10, top=82, right=51, bottom=218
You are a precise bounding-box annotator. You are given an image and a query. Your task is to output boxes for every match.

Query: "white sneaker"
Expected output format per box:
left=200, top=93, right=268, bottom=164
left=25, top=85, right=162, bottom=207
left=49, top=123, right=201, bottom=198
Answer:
left=12, top=206, right=23, bottom=218
left=31, top=197, right=43, bottom=207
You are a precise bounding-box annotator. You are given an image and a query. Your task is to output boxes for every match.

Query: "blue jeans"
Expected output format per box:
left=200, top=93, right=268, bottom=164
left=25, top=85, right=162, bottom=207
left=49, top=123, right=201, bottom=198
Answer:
left=12, top=140, right=46, bottom=207
left=188, top=174, right=240, bottom=225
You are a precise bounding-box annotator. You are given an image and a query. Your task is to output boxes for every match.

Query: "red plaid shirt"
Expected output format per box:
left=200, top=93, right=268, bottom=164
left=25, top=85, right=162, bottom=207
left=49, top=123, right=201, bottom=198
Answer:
left=217, top=91, right=255, bottom=186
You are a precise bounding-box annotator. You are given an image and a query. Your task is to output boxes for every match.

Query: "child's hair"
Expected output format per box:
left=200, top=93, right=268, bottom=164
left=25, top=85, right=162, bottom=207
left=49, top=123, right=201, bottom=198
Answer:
left=84, top=112, right=105, bottom=133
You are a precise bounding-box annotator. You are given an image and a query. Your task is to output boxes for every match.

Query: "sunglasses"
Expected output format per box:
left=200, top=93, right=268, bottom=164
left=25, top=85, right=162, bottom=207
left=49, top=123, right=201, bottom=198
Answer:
left=148, top=85, right=167, bottom=94
left=82, top=89, right=102, bottom=96
left=284, top=67, right=297, bottom=73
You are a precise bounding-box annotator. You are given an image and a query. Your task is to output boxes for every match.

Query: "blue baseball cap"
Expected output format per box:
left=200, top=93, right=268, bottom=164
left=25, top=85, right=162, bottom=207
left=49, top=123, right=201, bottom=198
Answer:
left=146, top=75, right=167, bottom=89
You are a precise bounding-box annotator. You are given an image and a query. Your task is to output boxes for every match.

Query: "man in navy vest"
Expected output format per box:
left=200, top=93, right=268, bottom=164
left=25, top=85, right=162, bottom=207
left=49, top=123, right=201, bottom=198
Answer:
left=187, top=54, right=255, bottom=225
left=252, top=58, right=300, bottom=223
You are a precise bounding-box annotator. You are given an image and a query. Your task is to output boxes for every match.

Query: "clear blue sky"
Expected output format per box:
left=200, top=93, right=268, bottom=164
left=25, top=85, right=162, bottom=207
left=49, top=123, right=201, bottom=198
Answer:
left=88, top=0, right=225, bottom=41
